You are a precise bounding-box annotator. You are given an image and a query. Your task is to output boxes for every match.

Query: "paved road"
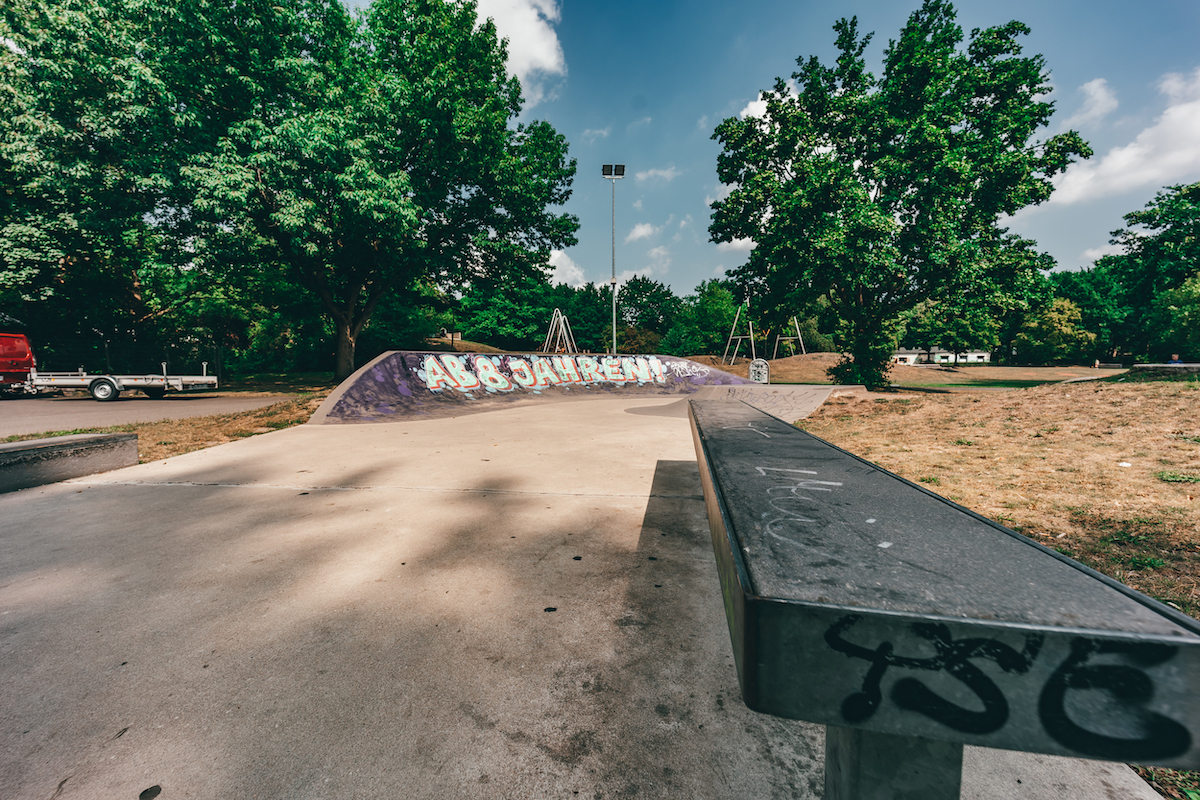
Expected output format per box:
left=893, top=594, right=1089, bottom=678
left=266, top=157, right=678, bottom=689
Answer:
left=0, top=394, right=290, bottom=438
left=0, top=397, right=1159, bottom=799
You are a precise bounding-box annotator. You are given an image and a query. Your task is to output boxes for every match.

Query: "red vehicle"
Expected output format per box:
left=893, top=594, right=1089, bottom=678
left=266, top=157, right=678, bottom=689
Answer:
left=0, top=331, right=36, bottom=394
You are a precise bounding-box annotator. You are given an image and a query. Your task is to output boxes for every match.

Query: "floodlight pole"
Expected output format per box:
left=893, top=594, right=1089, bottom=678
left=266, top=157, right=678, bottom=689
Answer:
left=603, top=164, right=625, bottom=355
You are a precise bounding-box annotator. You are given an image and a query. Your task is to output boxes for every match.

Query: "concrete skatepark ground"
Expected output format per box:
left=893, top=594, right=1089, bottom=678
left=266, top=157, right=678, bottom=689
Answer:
left=0, top=370, right=1162, bottom=798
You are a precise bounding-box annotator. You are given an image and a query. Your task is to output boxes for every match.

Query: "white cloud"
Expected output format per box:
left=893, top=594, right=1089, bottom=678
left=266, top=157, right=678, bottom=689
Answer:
left=632, top=199, right=643, bottom=210
left=582, top=126, right=610, bottom=144
left=1080, top=243, right=1122, bottom=264
left=705, top=182, right=737, bottom=206
left=475, top=0, right=565, bottom=108
left=1052, top=67, right=1200, bottom=205
left=645, top=245, right=671, bottom=274
left=740, top=94, right=769, bottom=119
left=738, top=81, right=798, bottom=119
left=1057, top=78, right=1118, bottom=131
left=697, top=115, right=709, bottom=130
left=627, top=116, right=652, bottom=131
left=716, top=238, right=756, bottom=252
left=674, top=215, right=693, bottom=242
left=635, top=166, right=681, bottom=183
left=625, top=222, right=660, bottom=243
left=549, top=249, right=586, bottom=287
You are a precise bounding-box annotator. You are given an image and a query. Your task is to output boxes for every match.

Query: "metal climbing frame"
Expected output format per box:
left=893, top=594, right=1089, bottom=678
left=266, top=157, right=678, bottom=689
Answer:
left=540, top=308, right=578, bottom=354
left=771, top=316, right=807, bottom=359
left=722, top=302, right=755, bottom=365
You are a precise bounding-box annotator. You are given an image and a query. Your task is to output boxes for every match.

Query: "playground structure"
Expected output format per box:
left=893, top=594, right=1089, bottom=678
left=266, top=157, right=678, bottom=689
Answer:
left=539, top=308, right=577, bottom=354
left=722, top=301, right=756, bottom=365
left=723, top=303, right=809, bottom=364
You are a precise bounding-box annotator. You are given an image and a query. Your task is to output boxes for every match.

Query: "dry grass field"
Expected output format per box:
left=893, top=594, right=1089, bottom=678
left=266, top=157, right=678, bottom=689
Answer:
left=690, top=351, right=1128, bottom=387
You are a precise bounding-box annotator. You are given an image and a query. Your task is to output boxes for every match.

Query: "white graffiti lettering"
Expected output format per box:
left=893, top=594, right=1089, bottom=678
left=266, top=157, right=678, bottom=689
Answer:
left=473, top=356, right=512, bottom=391
left=416, top=354, right=676, bottom=394
left=665, top=360, right=710, bottom=378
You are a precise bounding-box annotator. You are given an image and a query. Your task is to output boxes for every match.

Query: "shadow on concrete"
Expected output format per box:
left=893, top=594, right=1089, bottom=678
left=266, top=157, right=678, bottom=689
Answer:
left=0, top=442, right=826, bottom=798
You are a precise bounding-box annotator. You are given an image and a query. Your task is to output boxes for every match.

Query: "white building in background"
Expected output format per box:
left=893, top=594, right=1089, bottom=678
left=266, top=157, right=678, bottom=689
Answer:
left=893, top=348, right=991, bottom=365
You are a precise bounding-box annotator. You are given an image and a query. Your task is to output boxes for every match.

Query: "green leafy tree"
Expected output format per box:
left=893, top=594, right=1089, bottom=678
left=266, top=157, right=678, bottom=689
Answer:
left=0, top=0, right=177, bottom=366
left=709, top=0, right=1089, bottom=388
left=181, top=0, right=578, bottom=379
left=1093, top=182, right=1200, bottom=359
left=660, top=279, right=740, bottom=356
left=1050, top=265, right=1126, bottom=361
left=618, top=275, right=681, bottom=335
left=563, top=282, right=612, bottom=353
left=458, top=274, right=554, bottom=350
left=3, top=0, right=578, bottom=379
left=1013, top=298, right=1095, bottom=365
left=901, top=299, right=998, bottom=362
left=1148, top=271, right=1200, bottom=362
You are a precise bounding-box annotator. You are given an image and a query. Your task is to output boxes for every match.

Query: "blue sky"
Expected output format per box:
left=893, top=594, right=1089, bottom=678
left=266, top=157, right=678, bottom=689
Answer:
left=475, top=0, right=1200, bottom=295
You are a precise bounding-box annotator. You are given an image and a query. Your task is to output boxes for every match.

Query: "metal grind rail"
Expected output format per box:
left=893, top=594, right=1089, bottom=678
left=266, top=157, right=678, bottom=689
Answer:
left=688, top=398, right=1200, bottom=799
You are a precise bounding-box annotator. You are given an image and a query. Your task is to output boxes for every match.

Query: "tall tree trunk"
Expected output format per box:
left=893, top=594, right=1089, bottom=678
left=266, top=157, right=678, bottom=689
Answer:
left=335, top=319, right=356, bottom=381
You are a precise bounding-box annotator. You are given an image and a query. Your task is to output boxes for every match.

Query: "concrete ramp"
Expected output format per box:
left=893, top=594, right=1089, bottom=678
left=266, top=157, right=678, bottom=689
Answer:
left=312, top=351, right=766, bottom=423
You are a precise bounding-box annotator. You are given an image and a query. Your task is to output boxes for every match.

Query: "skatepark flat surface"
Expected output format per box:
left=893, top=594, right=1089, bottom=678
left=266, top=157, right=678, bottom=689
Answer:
left=0, top=396, right=1158, bottom=799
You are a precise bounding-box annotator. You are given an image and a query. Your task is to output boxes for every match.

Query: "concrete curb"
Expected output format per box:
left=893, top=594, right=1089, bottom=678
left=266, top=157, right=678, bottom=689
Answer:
left=0, top=432, right=138, bottom=493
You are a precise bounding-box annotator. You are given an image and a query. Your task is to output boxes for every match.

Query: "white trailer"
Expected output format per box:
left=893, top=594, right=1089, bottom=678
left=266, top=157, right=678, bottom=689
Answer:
left=29, top=362, right=218, bottom=401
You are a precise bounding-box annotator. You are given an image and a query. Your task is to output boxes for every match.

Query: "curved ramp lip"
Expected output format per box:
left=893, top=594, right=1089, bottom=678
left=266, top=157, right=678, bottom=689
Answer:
left=308, top=350, right=396, bottom=425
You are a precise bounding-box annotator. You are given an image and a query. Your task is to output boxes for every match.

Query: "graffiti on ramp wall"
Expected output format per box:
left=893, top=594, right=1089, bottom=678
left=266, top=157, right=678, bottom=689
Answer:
left=316, top=351, right=753, bottom=422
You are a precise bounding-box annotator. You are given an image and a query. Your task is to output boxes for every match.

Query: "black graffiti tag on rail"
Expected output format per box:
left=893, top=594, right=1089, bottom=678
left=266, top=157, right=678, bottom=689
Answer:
left=825, top=615, right=1193, bottom=760
left=825, top=615, right=1043, bottom=734
left=1038, top=637, right=1190, bottom=760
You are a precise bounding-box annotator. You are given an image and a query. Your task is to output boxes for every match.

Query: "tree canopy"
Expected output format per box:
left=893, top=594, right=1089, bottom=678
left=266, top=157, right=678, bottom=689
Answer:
left=1092, top=182, right=1200, bottom=360
left=1, top=0, right=578, bottom=378
left=709, top=0, right=1089, bottom=387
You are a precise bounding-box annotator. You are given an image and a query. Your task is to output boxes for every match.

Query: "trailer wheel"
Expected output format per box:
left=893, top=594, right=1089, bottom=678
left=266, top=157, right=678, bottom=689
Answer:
left=89, top=379, right=120, bottom=402
left=143, top=386, right=166, bottom=400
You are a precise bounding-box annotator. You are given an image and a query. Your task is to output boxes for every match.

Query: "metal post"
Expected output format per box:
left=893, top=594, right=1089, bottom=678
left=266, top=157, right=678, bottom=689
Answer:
left=824, top=726, right=963, bottom=800
left=611, top=175, right=617, bottom=356
left=602, top=164, right=624, bottom=356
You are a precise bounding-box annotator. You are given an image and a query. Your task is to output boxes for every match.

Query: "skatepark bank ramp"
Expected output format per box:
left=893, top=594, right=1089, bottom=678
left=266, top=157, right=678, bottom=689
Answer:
left=311, top=351, right=760, bottom=423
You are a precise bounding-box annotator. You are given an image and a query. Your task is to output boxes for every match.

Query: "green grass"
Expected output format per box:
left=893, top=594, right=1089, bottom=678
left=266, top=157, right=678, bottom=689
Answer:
left=1104, top=369, right=1200, bottom=384
left=1134, top=765, right=1200, bottom=798
left=3, top=424, right=135, bottom=443
left=1157, top=470, right=1200, bottom=484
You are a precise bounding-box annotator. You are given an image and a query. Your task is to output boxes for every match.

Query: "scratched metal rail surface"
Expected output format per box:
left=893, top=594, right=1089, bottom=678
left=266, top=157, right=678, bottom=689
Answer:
left=691, top=399, right=1190, bottom=634
left=688, top=398, right=1200, bottom=768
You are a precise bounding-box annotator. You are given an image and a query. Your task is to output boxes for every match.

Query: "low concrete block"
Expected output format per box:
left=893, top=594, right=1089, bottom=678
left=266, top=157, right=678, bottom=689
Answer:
left=0, top=433, right=138, bottom=493
left=1130, top=364, right=1200, bottom=377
